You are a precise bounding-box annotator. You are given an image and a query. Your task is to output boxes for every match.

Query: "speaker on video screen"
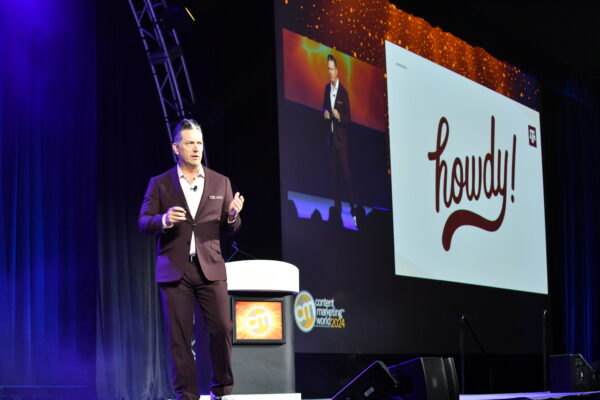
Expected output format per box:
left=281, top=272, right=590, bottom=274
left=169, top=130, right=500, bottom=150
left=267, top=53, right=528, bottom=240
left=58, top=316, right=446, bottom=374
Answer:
left=332, top=360, right=398, bottom=400
left=388, top=357, right=459, bottom=400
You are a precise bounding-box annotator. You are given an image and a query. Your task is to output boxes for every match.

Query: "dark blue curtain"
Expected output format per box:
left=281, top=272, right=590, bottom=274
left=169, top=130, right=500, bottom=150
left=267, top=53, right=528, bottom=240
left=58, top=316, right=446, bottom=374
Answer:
left=542, top=76, right=600, bottom=363
left=0, top=0, right=96, bottom=393
left=95, top=1, right=174, bottom=398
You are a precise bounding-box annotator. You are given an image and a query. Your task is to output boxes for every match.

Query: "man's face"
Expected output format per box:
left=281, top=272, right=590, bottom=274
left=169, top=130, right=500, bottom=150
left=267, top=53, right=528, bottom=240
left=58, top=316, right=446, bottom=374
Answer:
left=173, top=128, right=203, bottom=169
left=327, top=60, right=338, bottom=84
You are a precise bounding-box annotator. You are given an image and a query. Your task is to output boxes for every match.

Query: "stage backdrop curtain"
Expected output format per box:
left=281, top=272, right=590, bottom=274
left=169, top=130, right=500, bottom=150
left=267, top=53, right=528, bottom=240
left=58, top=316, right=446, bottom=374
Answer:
left=95, top=0, right=174, bottom=398
left=0, top=0, right=96, bottom=393
left=541, top=76, right=600, bottom=363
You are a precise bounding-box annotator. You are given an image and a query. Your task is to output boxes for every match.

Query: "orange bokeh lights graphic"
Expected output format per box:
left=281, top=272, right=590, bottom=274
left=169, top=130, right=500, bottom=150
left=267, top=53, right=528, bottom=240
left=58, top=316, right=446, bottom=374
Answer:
left=234, top=301, right=283, bottom=341
left=279, top=0, right=538, bottom=109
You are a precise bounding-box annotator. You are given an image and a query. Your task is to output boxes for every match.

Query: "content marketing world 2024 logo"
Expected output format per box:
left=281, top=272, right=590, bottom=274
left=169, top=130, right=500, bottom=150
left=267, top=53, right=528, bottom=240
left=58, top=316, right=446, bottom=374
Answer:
left=294, top=290, right=347, bottom=332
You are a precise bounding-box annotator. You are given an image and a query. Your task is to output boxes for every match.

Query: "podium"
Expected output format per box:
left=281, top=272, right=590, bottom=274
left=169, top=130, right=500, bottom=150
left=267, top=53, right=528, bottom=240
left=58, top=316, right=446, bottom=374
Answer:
left=224, top=260, right=300, bottom=400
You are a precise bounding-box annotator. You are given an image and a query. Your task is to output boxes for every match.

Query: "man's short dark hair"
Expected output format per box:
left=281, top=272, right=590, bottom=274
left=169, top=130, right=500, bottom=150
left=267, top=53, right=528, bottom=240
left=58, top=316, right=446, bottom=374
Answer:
left=327, top=54, right=337, bottom=68
left=173, top=118, right=202, bottom=144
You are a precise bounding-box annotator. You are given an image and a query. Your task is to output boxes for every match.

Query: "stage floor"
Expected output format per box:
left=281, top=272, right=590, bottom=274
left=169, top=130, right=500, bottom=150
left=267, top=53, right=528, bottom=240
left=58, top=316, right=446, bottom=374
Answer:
left=199, top=394, right=301, bottom=400
left=462, top=392, right=600, bottom=400
left=301, top=393, right=600, bottom=400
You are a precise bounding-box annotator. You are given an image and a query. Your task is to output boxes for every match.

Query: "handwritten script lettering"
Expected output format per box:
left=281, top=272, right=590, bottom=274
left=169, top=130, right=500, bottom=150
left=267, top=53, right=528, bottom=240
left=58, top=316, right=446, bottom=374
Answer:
left=427, top=116, right=516, bottom=251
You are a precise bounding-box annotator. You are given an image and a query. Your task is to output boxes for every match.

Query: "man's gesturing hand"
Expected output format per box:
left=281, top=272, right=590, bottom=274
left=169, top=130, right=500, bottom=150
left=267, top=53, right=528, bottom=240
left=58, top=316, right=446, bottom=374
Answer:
left=166, top=206, right=187, bottom=226
left=228, top=192, right=245, bottom=221
left=332, top=108, right=340, bottom=120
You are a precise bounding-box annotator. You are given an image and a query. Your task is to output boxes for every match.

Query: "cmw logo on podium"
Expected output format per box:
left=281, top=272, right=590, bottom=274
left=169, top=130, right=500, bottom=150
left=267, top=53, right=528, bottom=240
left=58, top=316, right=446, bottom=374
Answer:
left=234, top=300, right=284, bottom=341
left=244, top=304, right=275, bottom=336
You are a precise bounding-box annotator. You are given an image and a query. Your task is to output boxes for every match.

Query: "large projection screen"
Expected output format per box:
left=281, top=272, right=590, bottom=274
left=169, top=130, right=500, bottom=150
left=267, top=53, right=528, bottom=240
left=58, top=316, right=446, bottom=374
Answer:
left=386, top=41, right=548, bottom=294
left=275, top=0, right=548, bottom=355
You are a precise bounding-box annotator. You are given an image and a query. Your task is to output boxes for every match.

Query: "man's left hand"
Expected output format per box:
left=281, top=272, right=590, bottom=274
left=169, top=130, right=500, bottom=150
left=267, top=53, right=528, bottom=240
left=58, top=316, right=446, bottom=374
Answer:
left=228, top=192, right=245, bottom=221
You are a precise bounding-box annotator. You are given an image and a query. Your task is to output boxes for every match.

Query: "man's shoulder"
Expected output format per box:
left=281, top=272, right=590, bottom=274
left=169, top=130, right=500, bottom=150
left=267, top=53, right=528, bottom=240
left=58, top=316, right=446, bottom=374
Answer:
left=148, top=166, right=177, bottom=183
left=338, top=81, right=348, bottom=94
left=155, top=166, right=177, bottom=179
left=204, top=166, right=229, bottom=182
left=148, top=165, right=229, bottom=184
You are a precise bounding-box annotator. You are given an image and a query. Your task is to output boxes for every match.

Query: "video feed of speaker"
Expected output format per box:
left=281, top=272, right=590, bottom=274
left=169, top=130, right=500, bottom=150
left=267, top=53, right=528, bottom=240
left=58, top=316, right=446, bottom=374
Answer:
left=276, top=0, right=548, bottom=355
left=280, top=28, right=389, bottom=231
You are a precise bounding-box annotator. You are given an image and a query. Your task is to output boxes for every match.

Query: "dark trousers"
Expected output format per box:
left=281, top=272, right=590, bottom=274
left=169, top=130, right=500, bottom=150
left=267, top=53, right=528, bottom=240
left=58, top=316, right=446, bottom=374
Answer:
left=328, top=130, right=354, bottom=209
left=159, top=259, right=233, bottom=400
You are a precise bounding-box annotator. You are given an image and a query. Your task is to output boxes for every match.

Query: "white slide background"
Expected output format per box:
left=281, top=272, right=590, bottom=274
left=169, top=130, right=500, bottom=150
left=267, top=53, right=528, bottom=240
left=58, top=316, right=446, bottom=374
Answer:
left=386, top=41, right=548, bottom=294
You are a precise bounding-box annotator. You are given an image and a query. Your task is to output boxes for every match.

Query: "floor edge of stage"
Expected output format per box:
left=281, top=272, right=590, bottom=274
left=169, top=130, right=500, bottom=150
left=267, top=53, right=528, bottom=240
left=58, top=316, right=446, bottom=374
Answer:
left=460, top=392, right=600, bottom=400
left=199, top=393, right=301, bottom=400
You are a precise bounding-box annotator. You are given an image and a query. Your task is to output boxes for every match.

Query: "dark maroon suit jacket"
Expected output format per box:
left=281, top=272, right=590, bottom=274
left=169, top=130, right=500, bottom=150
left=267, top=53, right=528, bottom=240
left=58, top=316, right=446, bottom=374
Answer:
left=322, top=81, right=351, bottom=135
left=138, top=166, right=241, bottom=282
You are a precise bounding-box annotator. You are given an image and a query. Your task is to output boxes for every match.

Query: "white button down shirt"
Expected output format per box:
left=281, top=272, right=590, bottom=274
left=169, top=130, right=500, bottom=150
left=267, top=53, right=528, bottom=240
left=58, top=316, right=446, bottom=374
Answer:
left=329, top=79, right=338, bottom=132
left=162, top=165, right=205, bottom=255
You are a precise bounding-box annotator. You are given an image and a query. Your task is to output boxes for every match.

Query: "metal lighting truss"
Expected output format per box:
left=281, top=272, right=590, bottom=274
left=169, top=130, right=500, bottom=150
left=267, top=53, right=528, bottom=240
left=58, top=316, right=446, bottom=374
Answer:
left=128, top=0, right=196, bottom=143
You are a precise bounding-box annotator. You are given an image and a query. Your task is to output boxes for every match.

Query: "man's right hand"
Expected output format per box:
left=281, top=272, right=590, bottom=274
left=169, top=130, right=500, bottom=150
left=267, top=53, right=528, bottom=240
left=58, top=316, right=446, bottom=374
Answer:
left=332, top=108, right=340, bottom=120
left=165, top=206, right=187, bottom=226
left=324, top=110, right=331, bottom=120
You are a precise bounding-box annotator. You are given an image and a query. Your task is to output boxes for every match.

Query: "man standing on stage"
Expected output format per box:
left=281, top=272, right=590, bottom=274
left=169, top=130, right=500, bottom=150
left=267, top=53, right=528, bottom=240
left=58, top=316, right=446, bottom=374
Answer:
left=322, top=54, right=356, bottom=224
left=139, top=118, right=244, bottom=400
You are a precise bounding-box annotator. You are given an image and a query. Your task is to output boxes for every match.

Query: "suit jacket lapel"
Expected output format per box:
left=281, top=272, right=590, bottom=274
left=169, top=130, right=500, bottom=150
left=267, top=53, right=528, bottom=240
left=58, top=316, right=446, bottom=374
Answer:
left=195, top=167, right=211, bottom=222
left=168, top=167, right=193, bottom=221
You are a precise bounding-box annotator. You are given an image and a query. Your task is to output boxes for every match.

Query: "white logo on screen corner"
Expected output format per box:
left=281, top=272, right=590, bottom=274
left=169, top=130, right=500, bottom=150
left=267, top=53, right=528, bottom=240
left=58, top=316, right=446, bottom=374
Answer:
left=294, top=290, right=316, bottom=333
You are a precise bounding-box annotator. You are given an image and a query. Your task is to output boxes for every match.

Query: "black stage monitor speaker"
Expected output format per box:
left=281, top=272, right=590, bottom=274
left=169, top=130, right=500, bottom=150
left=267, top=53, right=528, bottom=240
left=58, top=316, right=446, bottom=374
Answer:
left=332, top=360, right=398, bottom=400
left=550, top=353, right=599, bottom=392
left=388, top=357, right=459, bottom=400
